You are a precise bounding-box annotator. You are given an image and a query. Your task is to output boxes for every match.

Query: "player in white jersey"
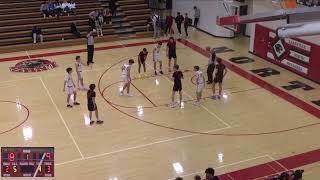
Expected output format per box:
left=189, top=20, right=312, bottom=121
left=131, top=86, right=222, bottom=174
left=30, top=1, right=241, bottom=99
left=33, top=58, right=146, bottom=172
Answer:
left=120, top=59, right=135, bottom=96
left=153, top=42, right=163, bottom=75
left=63, top=67, right=80, bottom=108
left=194, top=66, right=205, bottom=106
left=75, top=56, right=85, bottom=90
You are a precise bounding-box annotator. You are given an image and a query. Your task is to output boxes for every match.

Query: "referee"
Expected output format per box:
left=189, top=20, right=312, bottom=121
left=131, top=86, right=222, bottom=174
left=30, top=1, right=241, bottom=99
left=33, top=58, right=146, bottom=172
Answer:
left=87, top=29, right=95, bottom=66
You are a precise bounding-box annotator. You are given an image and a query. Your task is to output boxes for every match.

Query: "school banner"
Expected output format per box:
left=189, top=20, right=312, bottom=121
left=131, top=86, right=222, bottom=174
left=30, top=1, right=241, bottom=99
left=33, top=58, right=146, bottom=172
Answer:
left=253, top=24, right=320, bottom=83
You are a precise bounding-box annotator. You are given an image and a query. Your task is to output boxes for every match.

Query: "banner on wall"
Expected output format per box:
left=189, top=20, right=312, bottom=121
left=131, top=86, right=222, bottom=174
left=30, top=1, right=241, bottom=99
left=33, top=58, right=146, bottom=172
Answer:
left=253, top=24, right=320, bottom=83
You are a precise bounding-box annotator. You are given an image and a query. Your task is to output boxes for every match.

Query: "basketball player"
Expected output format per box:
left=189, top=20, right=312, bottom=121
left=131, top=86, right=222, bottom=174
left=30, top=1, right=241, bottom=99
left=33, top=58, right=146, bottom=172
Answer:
left=170, top=64, right=183, bottom=108
left=153, top=42, right=163, bottom=75
left=194, top=66, right=205, bottom=106
left=63, top=67, right=80, bottom=108
left=212, top=58, right=228, bottom=99
left=75, top=56, right=85, bottom=90
left=120, top=59, right=135, bottom=96
left=138, top=48, right=148, bottom=75
left=87, top=84, right=103, bottom=125
left=166, top=37, right=177, bottom=72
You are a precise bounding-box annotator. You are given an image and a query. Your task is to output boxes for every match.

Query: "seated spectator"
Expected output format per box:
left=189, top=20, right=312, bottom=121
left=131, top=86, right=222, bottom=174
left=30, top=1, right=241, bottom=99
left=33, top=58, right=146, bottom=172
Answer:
left=89, top=9, right=99, bottom=20
left=48, top=0, right=55, bottom=17
left=103, top=8, right=112, bottom=25
left=109, top=0, right=117, bottom=16
left=205, top=168, right=219, bottom=180
left=95, top=18, right=103, bottom=37
left=194, top=175, right=201, bottom=180
left=70, top=22, right=81, bottom=38
left=32, top=26, right=43, bottom=44
left=53, top=0, right=62, bottom=18
left=61, top=0, right=70, bottom=15
left=68, top=0, right=76, bottom=15
left=147, top=15, right=153, bottom=32
left=89, top=16, right=96, bottom=31
left=98, top=10, right=104, bottom=25
left=40, top=1, right=49, bottom=18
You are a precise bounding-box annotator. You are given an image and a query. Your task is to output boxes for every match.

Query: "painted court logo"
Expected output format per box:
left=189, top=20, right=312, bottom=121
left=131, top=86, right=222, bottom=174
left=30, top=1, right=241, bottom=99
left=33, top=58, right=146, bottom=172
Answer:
left=9, top=59, right=57, bottom=73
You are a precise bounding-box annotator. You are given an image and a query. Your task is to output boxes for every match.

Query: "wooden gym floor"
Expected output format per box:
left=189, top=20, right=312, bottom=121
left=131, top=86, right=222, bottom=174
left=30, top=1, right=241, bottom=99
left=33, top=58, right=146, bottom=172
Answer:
left=0, top=29, right=319, bottom=180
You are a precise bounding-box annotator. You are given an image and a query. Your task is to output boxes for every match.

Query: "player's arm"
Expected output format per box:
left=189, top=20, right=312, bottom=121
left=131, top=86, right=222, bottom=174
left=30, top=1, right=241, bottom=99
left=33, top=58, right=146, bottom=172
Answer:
left=71, top=77, right=76, bottom=87
left=152, top=47, right=156, bottom=60
left=128, top=67, right=131, bottom=82
left=224, top=68, right=228, bottom=77
left=166, top=44, right=169, bottom=57
left=75, top=63, right=78, bottom=73
left=63, top=80, right=66, bottom=91
left=202, top=75, right=205, bottom=87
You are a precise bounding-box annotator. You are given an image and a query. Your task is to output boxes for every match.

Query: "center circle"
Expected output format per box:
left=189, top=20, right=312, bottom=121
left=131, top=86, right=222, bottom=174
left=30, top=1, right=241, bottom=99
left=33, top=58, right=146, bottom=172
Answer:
left=0, top=100, right=29, bottom=135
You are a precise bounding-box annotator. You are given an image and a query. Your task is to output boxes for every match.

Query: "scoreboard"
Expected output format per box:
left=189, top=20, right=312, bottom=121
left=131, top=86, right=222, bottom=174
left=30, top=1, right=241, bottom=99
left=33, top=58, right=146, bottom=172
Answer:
left=1, top=147, right=54, bottom=177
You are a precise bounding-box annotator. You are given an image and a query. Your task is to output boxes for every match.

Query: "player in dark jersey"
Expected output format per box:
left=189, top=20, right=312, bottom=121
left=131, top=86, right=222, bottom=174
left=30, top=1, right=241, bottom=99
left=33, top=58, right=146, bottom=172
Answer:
left=170, top=64, right=184, bottom=108
left=166, top=37, right=177, bottom=72
left=87, top=84, right=103, bottom=125
left=138, top=48, right=148, bottom=75
left=212, top=58, right=227, bottom=99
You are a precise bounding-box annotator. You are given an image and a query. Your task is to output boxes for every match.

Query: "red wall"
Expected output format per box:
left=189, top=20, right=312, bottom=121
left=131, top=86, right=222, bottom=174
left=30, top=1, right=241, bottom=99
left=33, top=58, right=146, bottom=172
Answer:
left=253, top=24, right=320, bottom=83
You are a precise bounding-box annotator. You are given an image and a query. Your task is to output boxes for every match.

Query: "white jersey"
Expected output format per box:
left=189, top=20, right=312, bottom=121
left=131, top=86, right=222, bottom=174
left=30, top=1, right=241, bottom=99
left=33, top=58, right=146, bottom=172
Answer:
left=76, top=62, right=82, bottom=73
left=196, top=71, right=204, bottom=85
left=65, top=73, right=73, bottom=87
left=153, top=45, right=161, bottom=59
left=121, top=64, right=130, bottom=76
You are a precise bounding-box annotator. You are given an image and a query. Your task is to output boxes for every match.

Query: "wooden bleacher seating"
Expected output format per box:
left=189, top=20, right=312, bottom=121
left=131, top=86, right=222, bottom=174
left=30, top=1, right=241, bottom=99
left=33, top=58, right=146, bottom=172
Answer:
left=0, top=0, right=153, bottom=53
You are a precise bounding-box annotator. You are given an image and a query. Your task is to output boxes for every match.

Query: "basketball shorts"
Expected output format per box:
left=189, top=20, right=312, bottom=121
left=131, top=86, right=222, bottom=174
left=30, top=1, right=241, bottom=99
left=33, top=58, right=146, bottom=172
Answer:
left=153, top=55, right=161, bottom=62
left=77, top=71, right=83, bottom=80
left=87, top=103, right=97, bottom=112
left=168, top=51, right=177, bottom=59
left=173, top=83, right=182, bottom=92
left=66, top=86, right=75, bottom=95
left=121, top=75, right=130, bottom=84
left=214, top=75, right=224, bottom=83
left=196, top=84, right=204, bottom=93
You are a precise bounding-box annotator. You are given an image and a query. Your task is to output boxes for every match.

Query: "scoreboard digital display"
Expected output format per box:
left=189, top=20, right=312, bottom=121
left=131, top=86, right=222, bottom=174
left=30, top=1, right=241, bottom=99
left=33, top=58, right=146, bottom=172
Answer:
left=1, top=147, right=54, bottom=177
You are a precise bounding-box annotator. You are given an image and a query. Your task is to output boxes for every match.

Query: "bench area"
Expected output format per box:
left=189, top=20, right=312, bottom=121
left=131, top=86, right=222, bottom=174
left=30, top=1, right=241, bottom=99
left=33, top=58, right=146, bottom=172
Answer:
left=0, top=0, right=153, bottom=53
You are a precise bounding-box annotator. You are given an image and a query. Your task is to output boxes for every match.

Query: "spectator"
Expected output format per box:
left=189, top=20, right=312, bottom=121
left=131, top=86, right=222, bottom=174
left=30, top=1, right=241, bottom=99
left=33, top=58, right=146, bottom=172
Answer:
left=147, top=15, right=153, bottom=32
left=165, top=15, right=174, bottom=36
left=194, top=175, right=201, bottom=180
left=184, top=13, right=191, bottom=37
left=54, top=0, right=62, bottom=18
left=89, top=16, right=96, bottom=31
left=69, top=0, right=76, bottom=15
left=70, top=22, right=81, bottom=38
left=32, top=26, right=43, bottom=44
left=48, top=0, right=55, bottom=17
left=61, top=0, right=70, bottom=15
left=152, top=12, right=161, bottom=38
left=95, top=18, right=103, bottom=37
left=103, top=8, right=112, bottom=25
left=98, top=10, right=104, bottom=25
left=109, top=0, right=117, bottom=16
left=87, top=29, right=95, bottom=66
left=175, top=12, right=184, bottom=37
left=205, top=167, right=219, bottom=180
left=193, top=6, right=200, bottom=28
left=40, top=1, right=49, bottom=18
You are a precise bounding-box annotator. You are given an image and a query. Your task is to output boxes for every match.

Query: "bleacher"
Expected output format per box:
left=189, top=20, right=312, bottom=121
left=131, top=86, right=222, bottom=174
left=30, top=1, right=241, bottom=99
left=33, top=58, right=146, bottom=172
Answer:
left=0, top=0, right=153, bottom=53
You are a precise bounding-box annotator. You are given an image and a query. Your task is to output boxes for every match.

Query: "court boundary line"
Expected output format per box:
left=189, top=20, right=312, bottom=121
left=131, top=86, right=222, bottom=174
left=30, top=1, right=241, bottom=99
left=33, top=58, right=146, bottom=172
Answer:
left=39, top=77, right=84, bottom=159
left=55, top=126, right=231, bottom=166
left=167, top=154, right=270, bottom=180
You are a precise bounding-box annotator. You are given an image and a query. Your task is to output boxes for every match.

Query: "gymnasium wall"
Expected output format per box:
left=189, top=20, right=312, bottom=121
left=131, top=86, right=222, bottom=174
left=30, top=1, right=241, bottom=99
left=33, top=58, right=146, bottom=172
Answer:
left=171, top=0, right=234, bottom=37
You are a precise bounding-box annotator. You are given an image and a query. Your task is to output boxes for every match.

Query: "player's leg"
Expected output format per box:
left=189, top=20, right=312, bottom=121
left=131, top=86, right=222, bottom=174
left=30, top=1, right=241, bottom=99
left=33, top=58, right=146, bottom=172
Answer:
left=142, top=62, right=146, bottom=73
left=159, top=61, right=163, bottom=74
left=89, top=111, right=93, bottom=124
left=212, top=82, right=216, bottom=96
left=170, top=90, right=176, bottom=107
left=154, top=61, right=157, bottom=75
left=95, top=107, right=104, bottom=124
left=168, top=58, right=172, bottom=72
left=73, top=91, right=80, bottom=105
left=138, top=60, right=142, bottom=74
left=179, top=90, right=182, bottom=107
left=219, top=82, right=223, bottom=97
left=174, top=58, right=177, bottom=66
left=67, top=94, right=72, bottom=107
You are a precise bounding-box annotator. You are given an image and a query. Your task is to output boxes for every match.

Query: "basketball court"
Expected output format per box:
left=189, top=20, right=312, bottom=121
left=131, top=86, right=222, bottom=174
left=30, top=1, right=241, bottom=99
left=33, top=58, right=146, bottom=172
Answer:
left=0, top=27, right=319, bottom=179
